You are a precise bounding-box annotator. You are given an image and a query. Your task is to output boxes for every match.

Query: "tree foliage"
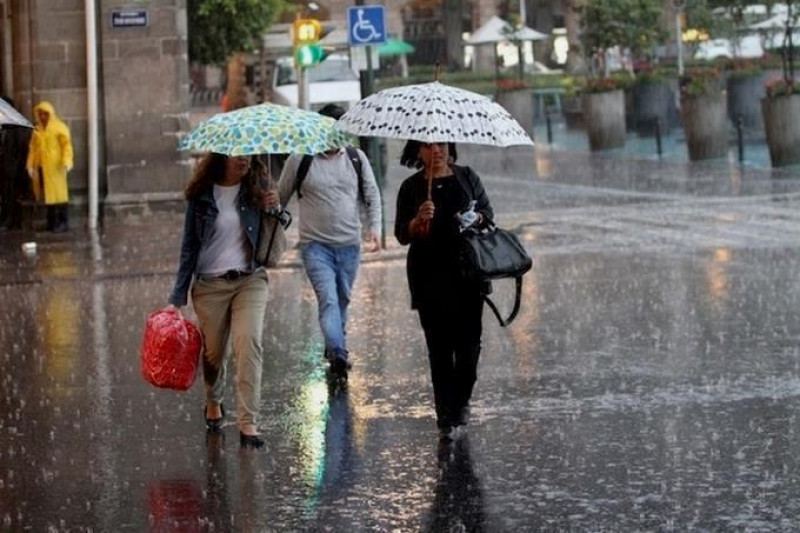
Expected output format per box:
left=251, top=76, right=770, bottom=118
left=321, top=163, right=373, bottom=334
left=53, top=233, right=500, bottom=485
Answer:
left=188, top=0, right=287, bottom=64
left=582, top=0, right=666, bottom=57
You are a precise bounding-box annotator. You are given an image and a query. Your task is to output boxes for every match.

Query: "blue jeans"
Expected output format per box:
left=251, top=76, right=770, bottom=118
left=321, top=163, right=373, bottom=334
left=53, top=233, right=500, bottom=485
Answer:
left=301, top=242, right=361, bottom=362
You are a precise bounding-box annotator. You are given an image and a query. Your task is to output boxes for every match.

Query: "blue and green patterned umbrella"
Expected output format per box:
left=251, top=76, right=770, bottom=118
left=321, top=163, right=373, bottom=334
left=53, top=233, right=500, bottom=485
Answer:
left=178, top=103, right=352, bottom=156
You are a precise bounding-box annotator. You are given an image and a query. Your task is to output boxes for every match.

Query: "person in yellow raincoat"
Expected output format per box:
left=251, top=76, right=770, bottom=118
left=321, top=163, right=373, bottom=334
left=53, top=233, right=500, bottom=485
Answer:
left=26, top=101, right=73, bottom=232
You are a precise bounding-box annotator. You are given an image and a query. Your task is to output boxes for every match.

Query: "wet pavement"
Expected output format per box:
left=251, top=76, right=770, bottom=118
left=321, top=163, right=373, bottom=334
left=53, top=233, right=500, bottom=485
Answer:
left=2, top=145, right=800, bottom=530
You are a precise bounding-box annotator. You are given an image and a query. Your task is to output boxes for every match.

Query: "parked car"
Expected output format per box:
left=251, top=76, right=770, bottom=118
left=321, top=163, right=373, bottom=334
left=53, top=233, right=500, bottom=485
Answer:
left=270, top=54, right=361, bottom=112
left=693, top=35, right=764, bottom=60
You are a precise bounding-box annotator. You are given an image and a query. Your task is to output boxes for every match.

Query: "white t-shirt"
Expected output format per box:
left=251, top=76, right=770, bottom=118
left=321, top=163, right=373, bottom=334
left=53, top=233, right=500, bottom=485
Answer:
left=196, top=183, right=249, bottom=276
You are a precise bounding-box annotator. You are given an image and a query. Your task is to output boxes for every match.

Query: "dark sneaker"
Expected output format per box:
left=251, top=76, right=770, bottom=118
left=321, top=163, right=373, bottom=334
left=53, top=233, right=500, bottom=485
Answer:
left=330, top=357, right=350, bottom=380
left=438, top=425, right=456, bottom=442
left=240, top=432, right=265, bottom=449
left=454, top=405, right=471, bottom=427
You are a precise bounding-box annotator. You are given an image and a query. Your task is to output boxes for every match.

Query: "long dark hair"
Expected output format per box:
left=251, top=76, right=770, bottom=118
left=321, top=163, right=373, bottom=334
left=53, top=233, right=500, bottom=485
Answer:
left=185, top=153, right=268, bottom=204
left=400, top=140, right=458, bottom=169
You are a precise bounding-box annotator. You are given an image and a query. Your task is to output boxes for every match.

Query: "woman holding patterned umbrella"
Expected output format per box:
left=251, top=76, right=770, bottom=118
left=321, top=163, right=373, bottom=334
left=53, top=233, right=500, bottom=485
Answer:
left=171, top=102, right=349, bottom=448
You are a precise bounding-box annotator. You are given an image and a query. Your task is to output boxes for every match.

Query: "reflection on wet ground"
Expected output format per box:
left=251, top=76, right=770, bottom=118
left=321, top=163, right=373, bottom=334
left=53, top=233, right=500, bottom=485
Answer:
left=2, top=147, right=800, bottom=529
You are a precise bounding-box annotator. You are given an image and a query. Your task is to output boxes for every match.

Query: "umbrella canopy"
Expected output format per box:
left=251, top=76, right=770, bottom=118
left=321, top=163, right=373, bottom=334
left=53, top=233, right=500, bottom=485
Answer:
left=378, top=37, right=415, bottom=56
left=0, top=99, right=33, bottom=128
left=464, top=15, right=547, bottom=45
left=178, top=102, right=352, bottom=156
left=336, top=81, right=533, bottom=147
left=749, top=11, right=800, bottom=30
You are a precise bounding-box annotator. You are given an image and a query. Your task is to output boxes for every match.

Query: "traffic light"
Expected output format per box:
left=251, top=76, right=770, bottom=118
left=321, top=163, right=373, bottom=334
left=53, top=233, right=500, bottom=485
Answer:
left=295, top=44, right=325, bottom=67
left=292, top=18, right=324, bottom=67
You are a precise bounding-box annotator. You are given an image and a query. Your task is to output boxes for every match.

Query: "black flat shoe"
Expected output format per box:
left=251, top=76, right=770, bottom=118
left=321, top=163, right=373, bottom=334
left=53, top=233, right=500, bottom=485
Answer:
left=205, top=403, right=225, bottom=431
left=240, top=432, right=265, bottom=449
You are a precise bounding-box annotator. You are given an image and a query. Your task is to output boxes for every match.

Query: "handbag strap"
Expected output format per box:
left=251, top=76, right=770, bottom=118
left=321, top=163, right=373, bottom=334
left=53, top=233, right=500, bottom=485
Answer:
left=483, top=276, right=523, bottom=327
left=265, top=215, right=280, bottom=260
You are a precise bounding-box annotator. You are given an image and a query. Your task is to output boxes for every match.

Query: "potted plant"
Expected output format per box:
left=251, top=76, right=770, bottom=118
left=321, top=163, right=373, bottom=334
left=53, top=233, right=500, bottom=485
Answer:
left=680, top=68, right=728, bottom=161
left=580, top=0, right=666, bottom=146
left=761, top=2, right=800, bottom=167
left=762, top=78, right=800, bottom=166
left=582, top=76, right=628, bottom=150
left=561, top=76, right=585, bottom=129
left=495, top=77, right=534, bottom=138
left=632, top=66, right=677, bottom=136
left=725, top=59, right=766, bottom=130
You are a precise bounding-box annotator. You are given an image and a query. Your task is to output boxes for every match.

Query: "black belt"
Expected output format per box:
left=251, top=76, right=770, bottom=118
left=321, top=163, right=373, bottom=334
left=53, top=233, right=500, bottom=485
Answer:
left=204, top=269, right=251, bottom=281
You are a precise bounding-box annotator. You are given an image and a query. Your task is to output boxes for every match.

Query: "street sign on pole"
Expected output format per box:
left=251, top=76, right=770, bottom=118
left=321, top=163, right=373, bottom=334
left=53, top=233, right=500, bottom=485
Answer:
left=347, top=6, right=386, bottom=47
left=349, top=3, right=386, bottom=246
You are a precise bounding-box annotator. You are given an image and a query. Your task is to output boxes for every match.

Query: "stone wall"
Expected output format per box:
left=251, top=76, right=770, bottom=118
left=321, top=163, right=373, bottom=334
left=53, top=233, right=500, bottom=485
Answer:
left=8, top=0, right=191, bottom=218
left=99, top=0, right=191, bottom=212
left=12, top=0, right=89, bottom=194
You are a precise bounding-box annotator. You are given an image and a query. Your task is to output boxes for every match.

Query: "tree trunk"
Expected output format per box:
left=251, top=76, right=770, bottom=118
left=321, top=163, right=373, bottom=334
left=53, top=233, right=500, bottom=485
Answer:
left=562, top=0, right=586, bottom=74
left=443, top=0, right=465, bottom=71
left=226, top=52, right=247, bottom=111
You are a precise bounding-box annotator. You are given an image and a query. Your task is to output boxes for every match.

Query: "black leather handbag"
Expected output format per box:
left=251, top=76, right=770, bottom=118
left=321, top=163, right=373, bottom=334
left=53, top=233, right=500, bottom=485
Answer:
left=459, top=222, right=533, bottom=327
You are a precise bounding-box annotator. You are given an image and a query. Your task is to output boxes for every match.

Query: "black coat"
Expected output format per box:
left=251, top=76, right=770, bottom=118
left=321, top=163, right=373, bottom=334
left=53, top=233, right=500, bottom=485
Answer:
left=394, top=164, right=494, bottom=309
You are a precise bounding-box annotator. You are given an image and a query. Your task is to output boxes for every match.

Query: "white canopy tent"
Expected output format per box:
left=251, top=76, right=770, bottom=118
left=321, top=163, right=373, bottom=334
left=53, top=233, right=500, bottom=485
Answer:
left=463, top=15, right=548, bottom=77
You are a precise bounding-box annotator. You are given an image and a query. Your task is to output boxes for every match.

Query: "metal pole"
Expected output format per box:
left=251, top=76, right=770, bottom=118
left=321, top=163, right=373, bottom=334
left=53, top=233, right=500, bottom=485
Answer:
left=655, top=117, right=663, bottom=157
left=736, top=115, right=744, bottom=163
left=298, top=66, right=309, bottom=110
left=545, top=109, right=552, bottom=144
left=676, top=5, right=684, bottom=76
left=85, top=0, right=99, bottom=229
left=364, top=45, right=386, bottom=248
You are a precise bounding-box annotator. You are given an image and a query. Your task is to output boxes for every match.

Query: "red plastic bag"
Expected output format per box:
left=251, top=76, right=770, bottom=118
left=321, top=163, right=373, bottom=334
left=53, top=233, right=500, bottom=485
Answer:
left=141, top=306, right=202, bottom=391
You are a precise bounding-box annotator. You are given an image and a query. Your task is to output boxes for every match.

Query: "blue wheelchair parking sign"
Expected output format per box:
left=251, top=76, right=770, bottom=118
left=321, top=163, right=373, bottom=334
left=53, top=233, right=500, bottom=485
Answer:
left=347, top=5, right=386, bottom=46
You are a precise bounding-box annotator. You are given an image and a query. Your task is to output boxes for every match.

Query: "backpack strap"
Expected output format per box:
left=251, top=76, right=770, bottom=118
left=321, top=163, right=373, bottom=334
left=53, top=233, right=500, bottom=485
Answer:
left=483, top=276, right=523, bottom=327
left=345, top=145, right=368, bottom=206
left=294, top=154, right=313, bottom=199
left=295, top=147, right=368, bottom=206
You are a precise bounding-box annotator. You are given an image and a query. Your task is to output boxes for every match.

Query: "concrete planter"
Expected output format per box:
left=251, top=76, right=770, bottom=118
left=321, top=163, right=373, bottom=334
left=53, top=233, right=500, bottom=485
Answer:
left=632, top=82, right=675, bottom=136
left=680, top=93, right=728, bottom=161
left=562, top=95, right=584, bottom=129
left=726, top=73, right=766, bottom=130
left=582, top=90, right=626, bottom=151
left=762, top=94, right=800, bottom=167
left=496, top=89, right=534, bottom=139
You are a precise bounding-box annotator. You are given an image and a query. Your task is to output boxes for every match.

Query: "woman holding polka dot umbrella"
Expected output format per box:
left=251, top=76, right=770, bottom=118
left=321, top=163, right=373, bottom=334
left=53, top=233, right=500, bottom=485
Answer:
left=337, top=78, right=533, bottom=442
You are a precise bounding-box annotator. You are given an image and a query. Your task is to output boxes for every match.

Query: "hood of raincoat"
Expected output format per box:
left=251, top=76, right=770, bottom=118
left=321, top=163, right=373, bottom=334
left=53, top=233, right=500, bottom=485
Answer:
left=33, top=101, right=68, bottom=133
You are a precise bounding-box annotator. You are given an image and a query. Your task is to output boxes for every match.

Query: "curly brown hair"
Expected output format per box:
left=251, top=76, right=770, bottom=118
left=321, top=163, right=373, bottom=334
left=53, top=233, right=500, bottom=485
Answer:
left=185, top=153, right=269, bottom=205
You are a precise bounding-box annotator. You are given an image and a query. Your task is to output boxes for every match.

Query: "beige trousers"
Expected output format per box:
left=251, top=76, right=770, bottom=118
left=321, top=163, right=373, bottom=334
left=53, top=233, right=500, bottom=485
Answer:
left=191, top=271, right=268, bottom=433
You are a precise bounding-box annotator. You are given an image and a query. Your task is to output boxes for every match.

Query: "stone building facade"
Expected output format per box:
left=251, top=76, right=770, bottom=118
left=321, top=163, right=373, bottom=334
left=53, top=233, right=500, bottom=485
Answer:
left=1, top=0, right=191, bottom=219
left=0, top=0, right=504, bottom=219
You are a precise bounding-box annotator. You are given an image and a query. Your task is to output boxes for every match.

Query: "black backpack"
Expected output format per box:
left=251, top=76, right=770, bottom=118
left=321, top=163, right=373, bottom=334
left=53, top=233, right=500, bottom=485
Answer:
left=295, top=146, right=369, bottom=206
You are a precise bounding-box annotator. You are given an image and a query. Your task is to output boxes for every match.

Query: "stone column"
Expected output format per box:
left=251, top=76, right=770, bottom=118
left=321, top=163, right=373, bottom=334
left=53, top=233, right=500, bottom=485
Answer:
left=472, top=0, right=496, bottom=74
left=100, top=0, right=191, bottom=216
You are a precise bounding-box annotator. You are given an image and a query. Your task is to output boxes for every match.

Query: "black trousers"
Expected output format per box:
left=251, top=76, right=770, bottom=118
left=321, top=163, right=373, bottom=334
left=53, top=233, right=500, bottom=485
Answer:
left=46, top=204, right=68, bottom=231
left=417, top=288, right=484, bottom=428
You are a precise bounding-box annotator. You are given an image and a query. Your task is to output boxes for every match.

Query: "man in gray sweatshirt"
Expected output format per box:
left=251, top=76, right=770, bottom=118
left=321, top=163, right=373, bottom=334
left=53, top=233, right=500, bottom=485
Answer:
left=265, top=104, right=382, bottom=379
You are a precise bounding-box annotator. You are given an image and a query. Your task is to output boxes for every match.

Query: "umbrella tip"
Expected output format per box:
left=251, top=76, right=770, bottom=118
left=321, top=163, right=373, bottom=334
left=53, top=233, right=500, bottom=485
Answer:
left=434, top=61, right=441, bottom=82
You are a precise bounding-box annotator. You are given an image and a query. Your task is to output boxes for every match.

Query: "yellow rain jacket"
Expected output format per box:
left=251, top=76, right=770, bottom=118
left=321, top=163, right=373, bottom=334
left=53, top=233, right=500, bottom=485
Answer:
left=26, top=101, right=73, bottom=205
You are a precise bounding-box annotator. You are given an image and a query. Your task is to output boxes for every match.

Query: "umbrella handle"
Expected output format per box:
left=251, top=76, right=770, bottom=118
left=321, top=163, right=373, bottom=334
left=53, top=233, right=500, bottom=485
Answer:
left=426, top=165, right=433, bottom=201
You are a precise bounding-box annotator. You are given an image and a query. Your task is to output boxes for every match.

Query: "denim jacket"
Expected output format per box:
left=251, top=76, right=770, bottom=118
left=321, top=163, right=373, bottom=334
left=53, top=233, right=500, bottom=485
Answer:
left=168, top=187, right=263, bottom=307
